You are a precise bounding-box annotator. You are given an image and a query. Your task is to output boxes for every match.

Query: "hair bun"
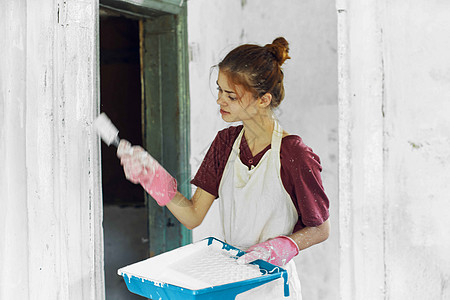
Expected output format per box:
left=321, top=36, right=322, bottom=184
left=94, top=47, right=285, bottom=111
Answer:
left=264, top=37, right=290, bottom=66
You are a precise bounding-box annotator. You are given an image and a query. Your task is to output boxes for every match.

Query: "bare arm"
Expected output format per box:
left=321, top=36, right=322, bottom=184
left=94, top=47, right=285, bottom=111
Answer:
left=116, top=140, right=216, bottom=230
left=166, top=188, right=216, bottom=230
left=288, top=219, right=330, bottom=251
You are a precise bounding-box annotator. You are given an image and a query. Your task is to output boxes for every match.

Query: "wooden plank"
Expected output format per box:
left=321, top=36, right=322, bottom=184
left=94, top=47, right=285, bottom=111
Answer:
left=174, top=7, right=192, bottom=248
left=101, top=0, right=182, bottom=17
left=17, top=0, right=104, bottom=298
left=142, top=17, right=166, bottom=256
left=0, top=1, right=29, bottom=299
left=141, top=6, right=191, bottom=256
left=338, top=0, right=386, bottom=298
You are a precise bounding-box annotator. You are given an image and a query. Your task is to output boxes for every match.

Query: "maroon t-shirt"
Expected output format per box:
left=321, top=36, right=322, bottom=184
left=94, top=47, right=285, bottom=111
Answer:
left=191, top=125, right=329, bottom=232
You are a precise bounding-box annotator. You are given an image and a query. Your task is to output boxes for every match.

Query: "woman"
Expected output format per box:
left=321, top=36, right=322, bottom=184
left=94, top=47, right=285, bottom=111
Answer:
left=117, top=37, right=330, bottom=299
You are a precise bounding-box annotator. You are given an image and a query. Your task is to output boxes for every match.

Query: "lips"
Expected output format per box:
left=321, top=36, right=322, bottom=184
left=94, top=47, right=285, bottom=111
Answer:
left=220, top=109, right=230, bottom=115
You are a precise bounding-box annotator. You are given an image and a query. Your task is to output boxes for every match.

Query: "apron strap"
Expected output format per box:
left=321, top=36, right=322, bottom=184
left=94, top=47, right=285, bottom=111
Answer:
left=271, top=119, right=283, bottom=153
left=271, top=120, right=283, bottom=170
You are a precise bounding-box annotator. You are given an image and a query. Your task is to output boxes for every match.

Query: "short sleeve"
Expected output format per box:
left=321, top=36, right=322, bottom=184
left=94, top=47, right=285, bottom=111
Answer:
left=190, top=126, right=242, bottom=198
left=280, top=136, right=330, bottom=231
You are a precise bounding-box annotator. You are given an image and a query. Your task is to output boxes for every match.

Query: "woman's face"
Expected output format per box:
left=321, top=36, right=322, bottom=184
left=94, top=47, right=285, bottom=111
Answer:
left=216, top=71, right=259, bottom=123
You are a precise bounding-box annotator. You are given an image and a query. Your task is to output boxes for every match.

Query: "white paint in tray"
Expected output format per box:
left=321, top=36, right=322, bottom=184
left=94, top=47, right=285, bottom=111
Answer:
left=118, top=239, right=262, bottom=290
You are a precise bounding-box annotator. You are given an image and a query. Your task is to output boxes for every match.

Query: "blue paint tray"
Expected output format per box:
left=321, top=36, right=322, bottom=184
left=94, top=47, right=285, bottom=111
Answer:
left=118, top=237, right=289, bottom=299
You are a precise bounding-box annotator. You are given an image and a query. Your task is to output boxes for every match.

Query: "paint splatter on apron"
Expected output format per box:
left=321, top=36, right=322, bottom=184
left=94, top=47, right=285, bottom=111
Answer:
left=218, top=120, right=302, bottom=299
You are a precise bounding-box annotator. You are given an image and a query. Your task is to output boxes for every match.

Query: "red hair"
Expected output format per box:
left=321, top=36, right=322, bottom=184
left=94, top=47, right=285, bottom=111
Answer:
left=218, top=37, right=290, bottom=108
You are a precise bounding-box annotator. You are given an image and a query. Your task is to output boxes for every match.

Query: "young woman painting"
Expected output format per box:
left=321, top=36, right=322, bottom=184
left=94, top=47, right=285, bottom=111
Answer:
left=117, top=37, right=330, bottom=299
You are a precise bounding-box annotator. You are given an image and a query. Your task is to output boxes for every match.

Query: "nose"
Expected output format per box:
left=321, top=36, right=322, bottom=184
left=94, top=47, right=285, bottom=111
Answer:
left=216, top=93, right=226, bottom=105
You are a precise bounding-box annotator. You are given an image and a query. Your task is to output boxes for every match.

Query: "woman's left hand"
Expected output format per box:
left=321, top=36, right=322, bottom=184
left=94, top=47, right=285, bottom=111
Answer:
left=237, top=236, right=299, bottom=267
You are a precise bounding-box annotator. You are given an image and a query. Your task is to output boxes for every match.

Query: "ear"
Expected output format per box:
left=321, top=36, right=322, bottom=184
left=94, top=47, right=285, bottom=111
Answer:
left=259, top=93, right=272, bottom=108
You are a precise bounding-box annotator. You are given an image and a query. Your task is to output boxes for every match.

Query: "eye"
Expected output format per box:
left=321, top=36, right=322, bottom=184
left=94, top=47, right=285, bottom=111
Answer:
left=217, top=85, right=236, bottom=101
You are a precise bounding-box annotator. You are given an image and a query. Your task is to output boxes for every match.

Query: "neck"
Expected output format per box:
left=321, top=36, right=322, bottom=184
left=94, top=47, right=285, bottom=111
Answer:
left=242, top=113, right=275, bottom=150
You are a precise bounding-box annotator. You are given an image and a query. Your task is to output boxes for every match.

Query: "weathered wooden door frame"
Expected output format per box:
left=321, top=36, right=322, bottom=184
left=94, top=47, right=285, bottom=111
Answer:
left=140, top=13, right=192, bottom=255
left=99, top=0, right=191, bottom=257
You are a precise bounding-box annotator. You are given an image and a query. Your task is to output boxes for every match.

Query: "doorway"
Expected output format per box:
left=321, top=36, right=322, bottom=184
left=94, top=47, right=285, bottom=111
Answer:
left=100, top=11, right=147, bottom=299
left=98, top=2, right=191, bottom=298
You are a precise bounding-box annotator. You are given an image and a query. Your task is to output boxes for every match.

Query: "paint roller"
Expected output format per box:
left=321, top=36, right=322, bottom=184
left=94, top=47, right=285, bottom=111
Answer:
left=93, top=113, right=120, bottom=147
left=93, top=113, right=177, bottom=205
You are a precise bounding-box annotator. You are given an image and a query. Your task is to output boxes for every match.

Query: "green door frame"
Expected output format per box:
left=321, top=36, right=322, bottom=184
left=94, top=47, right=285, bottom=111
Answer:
left=140, top=8, right=192, bottom=256
left=100, top=0, right=191, bottom=256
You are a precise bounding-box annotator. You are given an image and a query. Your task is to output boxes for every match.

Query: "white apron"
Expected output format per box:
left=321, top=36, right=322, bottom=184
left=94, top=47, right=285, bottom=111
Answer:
left=218, top=120, right=302, bottom=299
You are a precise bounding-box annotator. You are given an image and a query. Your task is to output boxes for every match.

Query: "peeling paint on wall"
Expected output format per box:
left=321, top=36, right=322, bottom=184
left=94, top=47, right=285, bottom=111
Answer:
left=0, top=0, right=104, bottom=299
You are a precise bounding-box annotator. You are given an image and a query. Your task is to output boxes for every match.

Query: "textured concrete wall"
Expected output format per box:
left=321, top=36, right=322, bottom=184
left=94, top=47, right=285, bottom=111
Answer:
left=383, top=1, right=450, bottom=298
left=0, top=0, right=104, bottom=299
left=338, top=0, right=450, bottom=298
left=187, top=1, right=339, bottom=299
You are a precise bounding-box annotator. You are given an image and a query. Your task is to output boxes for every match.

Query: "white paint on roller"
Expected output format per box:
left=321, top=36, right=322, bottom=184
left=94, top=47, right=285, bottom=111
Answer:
left=118, top=239, right=262, bottom=290
left=93, top=113, right=120, bottom=146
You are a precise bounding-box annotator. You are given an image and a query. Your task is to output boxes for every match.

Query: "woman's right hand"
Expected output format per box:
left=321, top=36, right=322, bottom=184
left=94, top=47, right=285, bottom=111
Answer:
left=117, top=140, right=148, bottom=184
left=116, top=139, right=178, bottom=206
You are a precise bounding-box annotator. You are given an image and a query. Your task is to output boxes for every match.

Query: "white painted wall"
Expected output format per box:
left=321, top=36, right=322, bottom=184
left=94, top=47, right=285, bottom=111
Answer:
left=338, top=0, right=450, bottom=298
left=187, top=1, right=339, bottom=299
left=0, top=0, right=104, bottom=299
left=5, top=0, right=447, bottom=299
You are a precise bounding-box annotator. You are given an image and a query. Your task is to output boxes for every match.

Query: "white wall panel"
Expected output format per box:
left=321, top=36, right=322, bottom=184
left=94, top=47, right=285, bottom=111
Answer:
left=0, top=0, right=104, bottom=299
left=0, top=1, right=29, bottom=299
left=338, top=0, right=450, bottom=298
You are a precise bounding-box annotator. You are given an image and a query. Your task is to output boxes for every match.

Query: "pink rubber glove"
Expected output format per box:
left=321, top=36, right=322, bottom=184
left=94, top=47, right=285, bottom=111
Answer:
left=117, top=140, right=177, bottom=206
left=237, top=236, right=299, bottom=267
